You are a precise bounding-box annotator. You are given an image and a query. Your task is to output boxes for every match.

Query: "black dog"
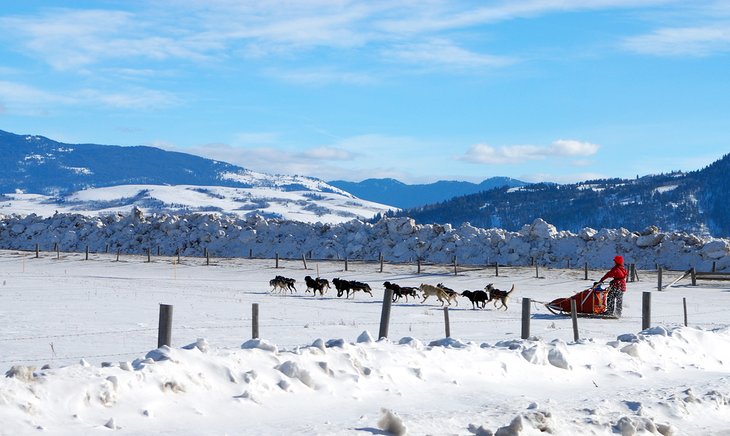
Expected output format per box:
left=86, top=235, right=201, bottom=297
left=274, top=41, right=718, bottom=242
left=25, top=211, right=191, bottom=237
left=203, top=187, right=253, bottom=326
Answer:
left=304, top=276, right=330, bottom=296
left=461, top=290, right=489, bottom=310
left=333, top=278, right=372, bottom=298
left=384, top=281, right=418, bottom=302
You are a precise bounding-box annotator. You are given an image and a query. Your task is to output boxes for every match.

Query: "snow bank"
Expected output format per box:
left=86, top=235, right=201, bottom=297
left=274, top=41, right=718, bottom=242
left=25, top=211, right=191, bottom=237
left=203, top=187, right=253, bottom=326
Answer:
left=2, top=326, right=729, bottom=435
left=0, top=212, right=727, bottom=270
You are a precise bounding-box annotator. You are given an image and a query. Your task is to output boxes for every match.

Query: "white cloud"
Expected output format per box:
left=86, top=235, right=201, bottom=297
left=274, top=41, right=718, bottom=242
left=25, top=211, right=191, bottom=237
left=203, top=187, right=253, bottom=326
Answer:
left=623, top=25, right=730, bottom=56
left=383, top=39, right=515, bottom=70
left=0, top=80, right=180, bottom=113
left=263, top=68, right=378, bottom=85
left=459, top=139, right=600, bottom=164
left=299, top=146, right=356, bottom=161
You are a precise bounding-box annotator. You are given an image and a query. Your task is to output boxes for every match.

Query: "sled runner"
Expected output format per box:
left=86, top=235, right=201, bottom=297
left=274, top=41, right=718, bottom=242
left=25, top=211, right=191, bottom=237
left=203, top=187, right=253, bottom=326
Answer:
left=545, top=283, right=612, bottom=317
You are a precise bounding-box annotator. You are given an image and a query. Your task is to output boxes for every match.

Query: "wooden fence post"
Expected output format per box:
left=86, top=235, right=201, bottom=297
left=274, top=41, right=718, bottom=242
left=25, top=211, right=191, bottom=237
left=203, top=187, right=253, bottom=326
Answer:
left=657, top=267, right=663, bottom=291
left=177, top=249, right=180, bottom=264
left=535, top=264, right=539, bottom=278
left=378, top=288, right=394, bottom=339
left=105, top=244, right=109, bottom=254
left=302, top=253, right=308, bottom=270
left=570, top=299, right=579, bottom=342
left=157, top=304, right=173, bottom=348
left=85, top=245, right=89, bottom=261
left=249, top=248, right=253, bottom=259
left=417, top=259, right=421, bottom=274
left=345, top=257, right=348, bottom=272
left=206, top=250, right=210, bottom=266
left=380, top=253, right=384, bottom=273
left=712, top=261, right=717, bottom=272
left=147, top=247, right=151, bottom=263
left=683, top=297, right=688, bottom=327
left=157, top=245, right=161, bottom=256
left=252, top=303, right=259, bottom=339
left=567, top=258, right=571, bottom=269
left=116, top=249, right=120, bottom=262
left=35, top=243, right=39, bottom=258
left=521, top=298, right=531, bottom=340
left=691, top=267, right=696, bottom=286
left=443, top=307, right=451, bottom=338
left=56, top=244, right=60, bottom=260
left=642, top=292, right=651, bottom=330
left=275, top=253, right=279, bottom=269
left=495, top=263, right=499, bottom=277
left=584, top=263, right=588, bottom=280
left=453, top=256, right=457, bottom=276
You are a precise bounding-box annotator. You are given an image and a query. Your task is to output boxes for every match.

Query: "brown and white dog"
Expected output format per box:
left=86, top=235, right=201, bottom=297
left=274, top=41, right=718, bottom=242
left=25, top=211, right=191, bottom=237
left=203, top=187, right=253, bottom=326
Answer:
left=484, top=283, right=515, bottom=310
left=419, top=283, right=458, bottom=306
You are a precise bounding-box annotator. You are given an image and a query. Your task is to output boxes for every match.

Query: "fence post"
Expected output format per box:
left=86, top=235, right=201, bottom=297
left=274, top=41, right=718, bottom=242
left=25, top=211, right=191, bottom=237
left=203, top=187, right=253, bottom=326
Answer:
left=177, top=249, right=180, bottom=264
left=206, top=250, right=210, bottom=266
left=302, top=253, right=308, bottom=270
left=56, top=244, right=60, bottom=260
left=642, top=292, right=651, bottom=330
left=252, top=303, right=259, bottom=339
left=417, top=259, right=421, bottom=274
left=380, top=253, right=384, bottom=273
left=116, top=249, right=120, bottom=262
left=105, top=244, right=109, bottom=254
left=584, top=263, right=588, bottom=280
left=147, top=247, right=151, bottom=263
left=657, top=267, right=663, bottom=291
left=157, top=245, right=161, bottom=256
left=275, top=253, right=279, bottom=269
left=249, top=248, right=253, bottom=259
left=204, top=247, right=208, bottom=259
left=157, top=304, right=173, bottom=348
left=570, top=299, right=579, bottom=342
left=495, top=263, right=499, bottom=277
left=521, top=298, right=531, bottom=340
left=530, top=257, right=534, bottom=267
left=85, top=245, right=89, bottom=261
left=345, top=257, right=348, bottom=272
left=683, top=297, right=688, bottom=327
left=378, top=288, right=394, bottom=339
left=443, top=307, right=451, bottom=338
left=535, top=264, right=539, bottom=279
left=567, top=258, right=571, bottom=269
left=35, top=243, right=39, bottom=258
left=453, top=256, right=458, bottom=276
left=712, top=261, right=717, bottom=273
left=691, top=267, right=696, bottom=286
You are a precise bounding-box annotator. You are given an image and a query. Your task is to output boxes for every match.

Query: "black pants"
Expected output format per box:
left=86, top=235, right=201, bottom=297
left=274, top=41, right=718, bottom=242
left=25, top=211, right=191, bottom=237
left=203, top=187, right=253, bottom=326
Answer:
left=606, top=287, right=623, bottom=317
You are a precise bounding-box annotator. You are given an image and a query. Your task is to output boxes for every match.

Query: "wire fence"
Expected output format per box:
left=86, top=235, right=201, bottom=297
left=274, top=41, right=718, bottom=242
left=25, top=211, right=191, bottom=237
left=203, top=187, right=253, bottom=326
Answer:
left=1, top=248, right=728, bottom=367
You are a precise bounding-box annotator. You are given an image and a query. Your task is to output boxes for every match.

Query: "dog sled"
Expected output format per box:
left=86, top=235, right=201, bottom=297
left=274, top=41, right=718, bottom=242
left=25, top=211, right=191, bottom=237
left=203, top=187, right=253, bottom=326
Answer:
left=545, top=283, right=615, bottom=318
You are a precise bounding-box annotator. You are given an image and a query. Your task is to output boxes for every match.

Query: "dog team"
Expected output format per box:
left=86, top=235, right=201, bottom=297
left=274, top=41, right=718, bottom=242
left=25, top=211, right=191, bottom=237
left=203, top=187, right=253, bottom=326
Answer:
left=269, top=275, right=515, bottom=309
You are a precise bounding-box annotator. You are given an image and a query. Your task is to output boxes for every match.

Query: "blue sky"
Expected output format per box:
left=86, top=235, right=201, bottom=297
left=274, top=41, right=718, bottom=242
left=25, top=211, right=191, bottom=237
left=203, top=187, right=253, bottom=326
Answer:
left=1, top=1, right=729, bottom=184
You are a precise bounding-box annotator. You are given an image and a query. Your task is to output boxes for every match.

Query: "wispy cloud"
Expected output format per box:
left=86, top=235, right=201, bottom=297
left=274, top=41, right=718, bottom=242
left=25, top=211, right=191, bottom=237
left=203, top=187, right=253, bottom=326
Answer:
left=623, top=25, right=730, bottom=56
left=263, top=67, right=378, bottom=85
left=0, top=80, right=180, bottom=113
left=459, top=139, right=600, bottom=164
left=383, top=39, right=515, bottom=70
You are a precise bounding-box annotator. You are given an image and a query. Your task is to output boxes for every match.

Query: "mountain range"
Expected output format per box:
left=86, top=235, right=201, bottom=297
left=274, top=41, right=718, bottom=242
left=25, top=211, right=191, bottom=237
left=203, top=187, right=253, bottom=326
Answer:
left=389, top=154, right=730, bottom=237
left=0, top=129, right=390, bottom=223
left=327, top=177, right=526, bottom=209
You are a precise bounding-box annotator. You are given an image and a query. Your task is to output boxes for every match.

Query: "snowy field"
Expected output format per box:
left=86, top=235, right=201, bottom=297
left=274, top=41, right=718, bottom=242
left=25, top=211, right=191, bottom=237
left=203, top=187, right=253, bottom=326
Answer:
left=2, top=249, right=730, bottom=435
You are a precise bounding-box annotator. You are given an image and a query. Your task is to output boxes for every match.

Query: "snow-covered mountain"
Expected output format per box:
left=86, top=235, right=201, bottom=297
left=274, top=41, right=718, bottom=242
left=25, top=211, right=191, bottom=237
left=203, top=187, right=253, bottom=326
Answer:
left=0, top=130, right=393, bottom=223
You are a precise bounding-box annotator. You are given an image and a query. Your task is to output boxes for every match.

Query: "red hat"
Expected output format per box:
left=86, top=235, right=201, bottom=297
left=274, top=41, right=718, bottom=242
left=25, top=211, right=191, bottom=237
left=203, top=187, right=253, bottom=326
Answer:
left=614, top=255, right=624, bottom=265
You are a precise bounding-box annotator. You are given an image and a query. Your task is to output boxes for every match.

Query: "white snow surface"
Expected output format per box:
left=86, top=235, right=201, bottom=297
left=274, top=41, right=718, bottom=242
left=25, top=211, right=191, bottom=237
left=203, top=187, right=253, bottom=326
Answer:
left=0, top=182, right=392, bottom=224
left=1, top=250, right=730, bottom=435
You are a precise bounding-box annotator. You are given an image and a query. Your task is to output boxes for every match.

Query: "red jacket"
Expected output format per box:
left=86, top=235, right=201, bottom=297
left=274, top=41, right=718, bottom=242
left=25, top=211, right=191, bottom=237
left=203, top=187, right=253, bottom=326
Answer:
left=600, top=264, right=628, bottom=291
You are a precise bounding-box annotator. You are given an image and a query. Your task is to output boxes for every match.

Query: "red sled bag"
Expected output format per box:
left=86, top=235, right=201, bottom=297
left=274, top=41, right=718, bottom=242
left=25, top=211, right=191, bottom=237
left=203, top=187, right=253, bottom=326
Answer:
left=547, top=285, right=607, bottom=315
